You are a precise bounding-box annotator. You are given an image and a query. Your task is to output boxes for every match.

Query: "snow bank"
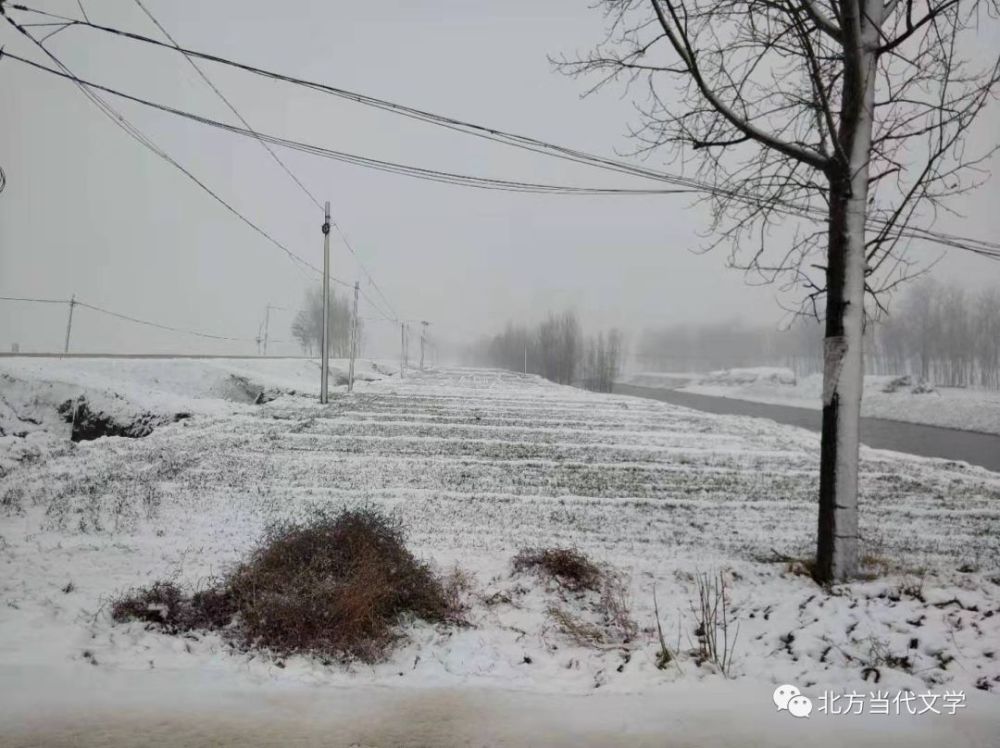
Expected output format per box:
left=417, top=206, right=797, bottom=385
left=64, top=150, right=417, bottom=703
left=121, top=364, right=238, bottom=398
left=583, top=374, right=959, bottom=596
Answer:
left=0, top=357, right=392, bottom=476
left=624, top=371, right=699, bottom=388
left=650, top=367, right=1000, bottom=435
left=698, top=367, right=798, bottom=387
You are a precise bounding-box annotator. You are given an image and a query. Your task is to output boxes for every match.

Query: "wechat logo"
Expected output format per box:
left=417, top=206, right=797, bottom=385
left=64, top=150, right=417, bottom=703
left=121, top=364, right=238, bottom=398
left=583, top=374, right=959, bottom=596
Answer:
left=774, top=684, right=813, bottom=718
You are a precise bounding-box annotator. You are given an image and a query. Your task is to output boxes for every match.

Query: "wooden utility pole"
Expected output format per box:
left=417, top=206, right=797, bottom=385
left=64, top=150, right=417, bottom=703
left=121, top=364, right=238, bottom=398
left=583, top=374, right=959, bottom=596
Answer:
left=63, top=294, right=75, bottom=355
left=348, top=281, right=359, bottom=392
left=320, top=202, right=331, bottom=404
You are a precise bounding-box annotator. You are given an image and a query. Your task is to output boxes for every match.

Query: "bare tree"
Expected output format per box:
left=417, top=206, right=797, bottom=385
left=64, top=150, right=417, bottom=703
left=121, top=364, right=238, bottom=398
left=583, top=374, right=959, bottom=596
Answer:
left=583, top=328, right=627, bottom=392
left=877, top=278, right=1000, bottom=387
left=974, top=287, right=1000, bottom=389
left=537, top=311, right=583, bottom=384
left=291, top=286, right=360, bottom=358
left=558, top=0, right=1000, bottom=581
left=471, top=312, right=616, bottom=388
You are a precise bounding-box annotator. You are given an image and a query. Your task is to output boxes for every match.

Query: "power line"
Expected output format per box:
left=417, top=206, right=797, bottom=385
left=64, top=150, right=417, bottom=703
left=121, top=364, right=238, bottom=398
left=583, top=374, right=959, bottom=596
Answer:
left=76, top=300, right=254, bottom=342
left=0, top=10, right=335, bottom=283
left=18, top=7, right=997, bottom=259
left=358, top=288, right=397, bottom=323
left=333, top=225, right=399, bottom=321
left=133, top=0, right=403, bottom=323
left=6, top=50, right=997, bottom=266
left=131, top=0, right=323, bottom=212
left=0, top=294, right=256, bottom=342
left=18, top=9, right=686, bottom=184
left=0, top=294, right=67, bottom=304
left=0, top=52, right=698, bottom=196
left=4, top=7, right=998, bottom=266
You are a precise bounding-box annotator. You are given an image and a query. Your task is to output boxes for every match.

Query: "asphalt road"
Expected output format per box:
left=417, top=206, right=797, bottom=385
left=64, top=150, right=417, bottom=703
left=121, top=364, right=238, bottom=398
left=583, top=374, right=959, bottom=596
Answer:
left=613, top=383, right=1000, bottom=473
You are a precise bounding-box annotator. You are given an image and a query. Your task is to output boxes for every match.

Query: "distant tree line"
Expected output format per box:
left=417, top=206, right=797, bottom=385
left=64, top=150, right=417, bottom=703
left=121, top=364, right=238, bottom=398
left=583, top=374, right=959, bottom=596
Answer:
left=291, top=286, right=363, bottom=357
left=636, top=280, right=1000, bottom=390
left=466, top=311, right=625, bottom=392
left=873, top=280, right=1000, bottom=389
left=636, top=322, right=795, bottom=373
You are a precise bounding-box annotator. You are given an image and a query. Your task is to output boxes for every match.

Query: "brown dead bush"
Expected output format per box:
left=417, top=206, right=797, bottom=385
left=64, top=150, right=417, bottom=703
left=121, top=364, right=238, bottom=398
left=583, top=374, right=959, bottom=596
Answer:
left=111, top=508, right=459, bottom=662
left=512, top=547, right=602, bottom=592
left=110, top=581, right=189, bottom=632
left=516, top=547, right=636, bottom=648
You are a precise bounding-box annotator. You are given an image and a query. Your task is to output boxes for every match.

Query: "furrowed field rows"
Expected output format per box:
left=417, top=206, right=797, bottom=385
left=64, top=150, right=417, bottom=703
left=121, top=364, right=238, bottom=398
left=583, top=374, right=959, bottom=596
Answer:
left=5, top=368, right=999, bottom=570
left=276, top=418, right=754, bottom=449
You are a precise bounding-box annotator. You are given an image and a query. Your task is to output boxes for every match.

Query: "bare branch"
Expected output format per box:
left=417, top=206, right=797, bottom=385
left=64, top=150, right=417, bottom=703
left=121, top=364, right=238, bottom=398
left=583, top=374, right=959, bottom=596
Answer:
left=650, top=0, right=831, bottom=168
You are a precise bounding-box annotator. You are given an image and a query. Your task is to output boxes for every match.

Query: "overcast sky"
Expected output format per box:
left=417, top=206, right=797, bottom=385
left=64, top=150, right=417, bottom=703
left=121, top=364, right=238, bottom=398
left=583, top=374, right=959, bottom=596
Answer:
left=2, top=0, right=999, bottom=357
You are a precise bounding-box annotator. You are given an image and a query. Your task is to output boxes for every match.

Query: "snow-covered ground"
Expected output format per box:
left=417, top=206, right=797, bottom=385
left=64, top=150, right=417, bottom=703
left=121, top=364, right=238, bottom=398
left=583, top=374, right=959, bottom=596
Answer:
left=1, top=360, right=999, bottom=745
left=626, top=367, right=1000, bottom=435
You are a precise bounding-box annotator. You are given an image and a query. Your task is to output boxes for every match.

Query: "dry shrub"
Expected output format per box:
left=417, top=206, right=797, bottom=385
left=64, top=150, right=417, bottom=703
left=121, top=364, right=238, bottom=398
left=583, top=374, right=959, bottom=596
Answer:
left=110, top=581, right=188, bottom=631
left=516, top=547, right=636, bottom=648
left=512, top=547, right=602, bottom=592
left=228, top=509, right=454, bottom=660
left=442, top=565, right=475, bottom=614
left=1, top=485, right=25, bottom=516
left=111, top=579, right=240, bottom=634
left=111, top=508, right=459, bottom=662
left=547, top=605, right=608, bottom=646
left=653, top=587, right=680, bottom=672
left=548, top=572, right=637, bottom=648
left=691, top=571, right=740, bottom=678
left=600, top=573, right=638, bottom=642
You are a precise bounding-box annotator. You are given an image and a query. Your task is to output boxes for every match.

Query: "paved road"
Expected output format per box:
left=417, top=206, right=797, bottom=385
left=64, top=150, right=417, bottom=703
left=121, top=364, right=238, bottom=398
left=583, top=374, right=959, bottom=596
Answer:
left=614, top=383, right=1000, bottom=473
left=3, top=667, right=997, bottom=748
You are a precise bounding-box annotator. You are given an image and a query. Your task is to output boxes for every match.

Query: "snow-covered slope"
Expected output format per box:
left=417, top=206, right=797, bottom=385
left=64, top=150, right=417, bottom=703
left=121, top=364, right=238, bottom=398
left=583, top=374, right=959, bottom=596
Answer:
left=0, top=356, right=393, bottom=476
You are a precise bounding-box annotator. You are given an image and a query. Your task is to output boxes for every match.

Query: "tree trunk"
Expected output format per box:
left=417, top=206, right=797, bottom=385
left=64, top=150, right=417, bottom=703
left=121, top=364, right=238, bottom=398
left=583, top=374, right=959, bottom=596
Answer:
left=816, top=0, right=882, bottom=583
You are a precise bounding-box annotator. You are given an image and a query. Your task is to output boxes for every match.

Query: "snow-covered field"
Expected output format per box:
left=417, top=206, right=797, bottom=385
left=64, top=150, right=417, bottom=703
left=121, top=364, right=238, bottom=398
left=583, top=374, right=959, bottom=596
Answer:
left=1, top=359, right=999, bottom=745
left=626, top=367, right=1000, bottom=435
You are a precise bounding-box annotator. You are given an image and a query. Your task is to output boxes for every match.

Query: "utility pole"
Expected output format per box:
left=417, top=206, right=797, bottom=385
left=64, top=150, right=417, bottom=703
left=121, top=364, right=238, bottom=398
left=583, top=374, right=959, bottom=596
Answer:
left=400, top=322, right=405, bottom=379
left=63, top=294, right=76, bottom=355
left=263, top=303, right=271, bottom=357
left=348, top=281, right=359, bottom=392
left=420, top=321, right=429, bottom=371
left=524, top=344, right=527, bottom=375
left=320, top=202, right=331, bottom=404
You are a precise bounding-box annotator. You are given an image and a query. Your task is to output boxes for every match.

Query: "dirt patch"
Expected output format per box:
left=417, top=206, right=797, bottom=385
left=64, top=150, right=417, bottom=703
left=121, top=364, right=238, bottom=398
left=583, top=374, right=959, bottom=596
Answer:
left=57, top=397, right=182, bottom=442
left=111, top=508, right=463, bottom=662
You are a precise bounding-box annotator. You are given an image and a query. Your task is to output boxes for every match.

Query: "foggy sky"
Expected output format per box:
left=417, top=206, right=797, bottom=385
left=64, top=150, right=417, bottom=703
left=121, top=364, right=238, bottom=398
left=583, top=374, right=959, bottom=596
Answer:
left=2, top=0, right=999, bottom=357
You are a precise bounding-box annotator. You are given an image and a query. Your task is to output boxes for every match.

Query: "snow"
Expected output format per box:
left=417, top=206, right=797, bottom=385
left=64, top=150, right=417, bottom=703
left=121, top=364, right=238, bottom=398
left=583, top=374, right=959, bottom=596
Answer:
left=2, top=667, right=997, bottom=747
left=623, top=371, right=700, bottom=388
left=632, top=367, right=1000, bottom=435
left=0, top=356, right=393, bottom=473
left=1, top=360, right=998, bottom=743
